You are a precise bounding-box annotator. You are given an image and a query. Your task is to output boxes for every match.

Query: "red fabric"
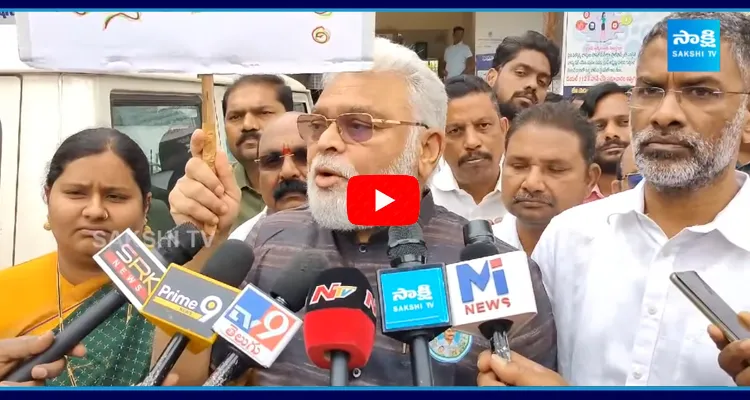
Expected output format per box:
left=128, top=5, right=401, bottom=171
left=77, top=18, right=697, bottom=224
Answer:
left=303, top=308, right=375, bottom=369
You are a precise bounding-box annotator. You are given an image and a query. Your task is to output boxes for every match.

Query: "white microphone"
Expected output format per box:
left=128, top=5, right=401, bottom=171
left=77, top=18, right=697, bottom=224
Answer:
left=444, top=243, right=537, bottom=360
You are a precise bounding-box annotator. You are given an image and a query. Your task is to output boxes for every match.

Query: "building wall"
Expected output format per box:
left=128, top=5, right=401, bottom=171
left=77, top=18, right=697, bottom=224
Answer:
left=474, top=12, right=546, bottom=79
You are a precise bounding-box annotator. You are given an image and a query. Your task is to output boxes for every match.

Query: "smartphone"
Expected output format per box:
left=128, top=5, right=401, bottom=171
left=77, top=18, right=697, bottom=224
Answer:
left=670, top=271, right=750, bottom=342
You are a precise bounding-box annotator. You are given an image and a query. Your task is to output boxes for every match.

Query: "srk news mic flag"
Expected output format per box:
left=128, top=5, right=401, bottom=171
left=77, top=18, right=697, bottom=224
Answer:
left=14, top=12, right=375, bottom=74
left=444, top=251, right=537, bottom=336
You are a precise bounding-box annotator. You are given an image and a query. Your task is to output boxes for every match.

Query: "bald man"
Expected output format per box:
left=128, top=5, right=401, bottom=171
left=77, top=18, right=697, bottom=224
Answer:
left=228, top=112, right=309, bottom=241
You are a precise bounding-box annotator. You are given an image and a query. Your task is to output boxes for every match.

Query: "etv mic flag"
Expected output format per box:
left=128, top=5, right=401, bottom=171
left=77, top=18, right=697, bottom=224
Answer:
left=212, top=284, right=301, bottom=368
left=141, top=264, right=240, bottom=353
left=444, top=251, right=537, bottom=335
left=93, top=228, right=166, bottom=310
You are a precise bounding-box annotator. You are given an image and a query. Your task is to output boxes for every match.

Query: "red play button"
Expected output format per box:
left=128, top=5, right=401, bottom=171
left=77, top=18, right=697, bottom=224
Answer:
left=346, top=175, right=420, bottom=226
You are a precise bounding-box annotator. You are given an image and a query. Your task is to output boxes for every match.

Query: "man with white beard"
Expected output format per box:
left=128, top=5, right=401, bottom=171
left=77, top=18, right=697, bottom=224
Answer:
left=477, top=12, right=750, bottom=387
left=160, top=38, right=556, bottom=386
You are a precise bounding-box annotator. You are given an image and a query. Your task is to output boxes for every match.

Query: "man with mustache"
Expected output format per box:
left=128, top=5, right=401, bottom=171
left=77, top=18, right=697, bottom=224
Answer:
left=222, top=75, right=294, bottom=231
left=430, top=75, right=510, bottom=223
left=485, top=30, right=560, bottom=117
left=611, top=145, right=641, bottom=194
left=228, top=111, right=308, bottom=241
left=579, top=82, right=632, bottom=201
left=163, top=37, right=556, bottom=386
left=478, top=12, right=750, bottom=386
left=492, top=102, right=600, bottom=257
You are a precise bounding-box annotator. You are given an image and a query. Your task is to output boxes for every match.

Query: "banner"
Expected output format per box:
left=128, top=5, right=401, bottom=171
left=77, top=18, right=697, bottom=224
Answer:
left=15, top=12, right=375, bottom=74
left=561, top=12, right=670, bottom=97
left=0, top=11, right=14, bottom=24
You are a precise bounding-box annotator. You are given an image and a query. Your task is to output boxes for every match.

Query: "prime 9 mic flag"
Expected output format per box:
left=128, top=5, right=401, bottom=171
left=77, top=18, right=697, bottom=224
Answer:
left=15, top=12, right=375, bottom=74
left=444, top=251, right=537, bottom=333
left=92, top=228, right=166, bottom=310
left=212, top=284, right=302, bottom=368
left=140, top=264, right=240, bottom=353
left=377, top=263, right=451, bottom=333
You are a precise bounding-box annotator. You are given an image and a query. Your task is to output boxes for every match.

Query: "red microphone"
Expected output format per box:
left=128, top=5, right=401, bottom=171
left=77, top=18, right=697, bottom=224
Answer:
left=303, top=267, right=377, bottom=386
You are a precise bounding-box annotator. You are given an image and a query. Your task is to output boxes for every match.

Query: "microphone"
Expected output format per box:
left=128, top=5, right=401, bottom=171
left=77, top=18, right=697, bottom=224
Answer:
left=303, top=267, right=377, bottom=387
left=204, top=252, right=328, bottom=386
left=5, top=223, right=205, bottom=383
left=463, top=219, right=496, bottom=246
left=445, top=241, right=538, bottom=362
left=138, top=239, right=254, bottom=386
left=379, top=223, right=451, bottom=387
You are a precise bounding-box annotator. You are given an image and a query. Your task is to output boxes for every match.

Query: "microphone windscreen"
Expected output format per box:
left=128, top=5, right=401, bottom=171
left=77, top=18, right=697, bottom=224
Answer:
left=462, top=219, right=494, bottom=245
left=155, top=222, right=205, bottom=265
left=202, top=240, right=254, bottom=287
left=303, top=267, right=376, bottom=369
left=387, top=223, right=427, bottom=260
left=459, top=241, right=499, bottom=261
left=269, top=252, right=329, bottom=312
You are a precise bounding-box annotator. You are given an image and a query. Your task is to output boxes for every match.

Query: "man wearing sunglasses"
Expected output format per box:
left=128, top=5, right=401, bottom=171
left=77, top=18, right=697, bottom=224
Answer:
left=160, top=37, right=556, bottom=386
left=228, top=111, right=308, bottom=241
left=611, top=145, right=641, bottom=194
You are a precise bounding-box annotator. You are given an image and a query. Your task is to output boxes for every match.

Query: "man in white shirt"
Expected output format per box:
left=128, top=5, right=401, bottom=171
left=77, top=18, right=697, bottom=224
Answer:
left=229, top=111, right=308, bottom=240
left=477, top=12, right=750, bottom=386
left=441, top=26, right=474, bottom=80
left=430, top=75, right=509, bottom=222
left=492, top=102, right=599, bottom=256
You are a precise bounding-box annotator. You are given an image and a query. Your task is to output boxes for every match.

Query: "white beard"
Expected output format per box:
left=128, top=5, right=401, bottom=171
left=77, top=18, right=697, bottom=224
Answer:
left=632, top=107, right=745, bottom=192
left=307, top=131, right=421, bottom=231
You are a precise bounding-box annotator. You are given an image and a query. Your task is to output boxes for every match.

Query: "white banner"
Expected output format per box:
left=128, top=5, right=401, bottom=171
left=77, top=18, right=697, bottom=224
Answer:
left=0, top=11, right=14, bottom=24
left=561, top=12, right=669, bottom=97
left=15, top=12, right=375, bottom=74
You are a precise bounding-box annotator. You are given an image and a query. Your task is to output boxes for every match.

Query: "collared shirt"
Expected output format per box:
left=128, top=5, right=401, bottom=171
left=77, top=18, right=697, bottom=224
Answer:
left=492, top=214, right=523, bottom=252
left=532, top=172, right=750, bottom=386
left=444, top=42, right=473, bottom=78
left=231, top=163, right=265, bottom=233
left=228, top=207, right=267, bottom=242
left=429, top=163, right=506, bottom=222
left=583, top=185, right=605, bottom=203
left=240, top=192, right=557, bottom=386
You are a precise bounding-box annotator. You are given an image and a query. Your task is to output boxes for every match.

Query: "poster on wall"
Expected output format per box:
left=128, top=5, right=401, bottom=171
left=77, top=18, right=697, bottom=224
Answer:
left=474, top=36, right=504, bottom=79
left=561, top=11, right=670, bottom=98
left=0, top=12, right=15, bottom=24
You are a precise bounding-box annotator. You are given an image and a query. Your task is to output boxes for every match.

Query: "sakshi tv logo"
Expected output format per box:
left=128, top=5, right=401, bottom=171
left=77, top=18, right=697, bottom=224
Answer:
left=667, top=19, right=720, bottom=73
left=454, top=255, right=511, bottom=316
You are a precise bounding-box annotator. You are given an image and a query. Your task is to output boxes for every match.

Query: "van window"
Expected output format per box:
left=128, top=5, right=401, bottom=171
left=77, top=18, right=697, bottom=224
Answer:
left=293, top=102, right=308, bottom=113
left=110, top=92, right=201, bottom=228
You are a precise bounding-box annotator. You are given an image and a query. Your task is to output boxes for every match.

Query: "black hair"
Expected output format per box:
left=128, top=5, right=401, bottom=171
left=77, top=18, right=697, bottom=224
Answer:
left=579, top=81, right=632, bottom=118
left=545, top=92, right=563, bottom=103
left=45, top=128, right=151, bottom=208
left=506, top=102, right=597, bottom=165
left=453, top=26, right=465, bottom=34
left=222, top=75, right=294, bottom=116
left=491, top=30, right=561, bottom=79
left=445, top=75, right=505, bottom=116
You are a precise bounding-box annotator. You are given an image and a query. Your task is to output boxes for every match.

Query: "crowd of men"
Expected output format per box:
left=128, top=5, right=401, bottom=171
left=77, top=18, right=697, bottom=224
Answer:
left=3, top=11, right=750, bottom=387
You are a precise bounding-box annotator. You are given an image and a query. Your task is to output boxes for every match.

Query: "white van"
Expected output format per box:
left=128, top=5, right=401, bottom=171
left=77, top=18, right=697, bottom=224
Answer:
left=0, top=25, right=314, bottom=267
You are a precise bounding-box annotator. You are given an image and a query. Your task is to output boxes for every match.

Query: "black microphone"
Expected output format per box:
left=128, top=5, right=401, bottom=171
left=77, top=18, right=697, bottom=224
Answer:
left=203, top=252, right=328, bottom=386
left=458, top=241, right=514, bottom=362
left=381, top=224, right=452, bottom=387
left=4, top=223, right=204, bottom=383
left=139, top=239, right=254, bottom=386
left=462, top=219, right=496, bottom=246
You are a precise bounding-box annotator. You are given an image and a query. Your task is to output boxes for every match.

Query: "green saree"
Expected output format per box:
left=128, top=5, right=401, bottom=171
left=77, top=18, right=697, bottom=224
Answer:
left=48, top=285, right=155, bottom=386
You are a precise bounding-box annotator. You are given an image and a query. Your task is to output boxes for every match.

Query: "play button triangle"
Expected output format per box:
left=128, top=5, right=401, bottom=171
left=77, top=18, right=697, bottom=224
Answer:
left=375, top=190, right=395, bottom=212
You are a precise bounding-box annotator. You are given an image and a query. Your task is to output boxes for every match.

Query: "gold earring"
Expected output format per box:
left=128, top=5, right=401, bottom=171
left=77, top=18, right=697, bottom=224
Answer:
left=143, top=218, right=152, bottom=235
left=43, top=221, right=51, bottom=231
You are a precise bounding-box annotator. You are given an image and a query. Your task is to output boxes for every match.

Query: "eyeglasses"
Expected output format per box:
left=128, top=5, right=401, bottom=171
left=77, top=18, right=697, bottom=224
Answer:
left=255, top=147, right=307, bottom=170
left=627, top=86, right=750, bottom=110
left=297, top=113, right=429, bottom=144
left=624, top=173, right=643, bottom=188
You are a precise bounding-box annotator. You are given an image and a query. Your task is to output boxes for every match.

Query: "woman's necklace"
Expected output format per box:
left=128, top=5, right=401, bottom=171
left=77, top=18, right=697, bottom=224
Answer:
left=55, top=263, right=78, bottom=386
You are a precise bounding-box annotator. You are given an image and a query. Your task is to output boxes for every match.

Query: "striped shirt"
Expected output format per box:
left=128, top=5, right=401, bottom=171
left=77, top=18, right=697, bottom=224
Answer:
left=242, top=192, right=557, bottom=386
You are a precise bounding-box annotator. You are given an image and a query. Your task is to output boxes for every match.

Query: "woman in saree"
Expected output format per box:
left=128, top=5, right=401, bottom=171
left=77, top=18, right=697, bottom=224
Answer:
left=0, top=128, right=163, bottom=386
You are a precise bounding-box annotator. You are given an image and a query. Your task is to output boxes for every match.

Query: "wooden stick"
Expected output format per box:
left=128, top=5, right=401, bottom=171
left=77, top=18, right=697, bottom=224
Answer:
left=200, top=74, right=218, bottom=237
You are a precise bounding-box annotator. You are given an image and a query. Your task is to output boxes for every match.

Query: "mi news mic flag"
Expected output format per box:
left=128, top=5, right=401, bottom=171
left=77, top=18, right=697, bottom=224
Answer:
left=444, top=251, right=537, bottom=336
left=304, top=267, right=377, bottom=370
left=212, top=284, right=302, bottom=368
left=377, top=265, right=451, bottom=334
